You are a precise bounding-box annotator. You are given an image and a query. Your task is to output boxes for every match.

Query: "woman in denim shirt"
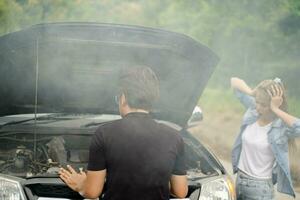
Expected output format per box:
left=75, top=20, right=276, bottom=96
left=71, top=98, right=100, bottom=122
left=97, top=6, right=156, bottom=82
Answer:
left=231, top=77, right=300, bottom=199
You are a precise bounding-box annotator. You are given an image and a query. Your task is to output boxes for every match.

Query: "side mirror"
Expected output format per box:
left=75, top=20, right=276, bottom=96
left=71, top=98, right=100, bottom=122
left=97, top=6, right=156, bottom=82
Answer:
left=187, top=106, right=203, bottom=128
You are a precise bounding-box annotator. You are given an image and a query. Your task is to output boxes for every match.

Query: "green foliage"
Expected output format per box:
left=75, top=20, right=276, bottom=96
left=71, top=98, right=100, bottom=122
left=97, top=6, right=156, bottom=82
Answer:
left=199, top=87, right=300, bottom=117
left=288, top=0, right=300, bottom=16
left=0, top=0, right=299, bottom=99
left=288, top=97, right=300, bottom=117
left=199, top=87, right=244, bottom=114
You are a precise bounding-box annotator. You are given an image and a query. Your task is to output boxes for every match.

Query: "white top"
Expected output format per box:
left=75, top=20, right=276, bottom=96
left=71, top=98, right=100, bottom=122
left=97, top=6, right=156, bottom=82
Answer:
left=238, top=121, right=275, bottom=179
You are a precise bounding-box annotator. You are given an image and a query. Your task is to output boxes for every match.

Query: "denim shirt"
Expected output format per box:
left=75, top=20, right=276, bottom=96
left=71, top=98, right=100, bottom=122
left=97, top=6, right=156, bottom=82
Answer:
left=231, top=90, right=300, bottom=197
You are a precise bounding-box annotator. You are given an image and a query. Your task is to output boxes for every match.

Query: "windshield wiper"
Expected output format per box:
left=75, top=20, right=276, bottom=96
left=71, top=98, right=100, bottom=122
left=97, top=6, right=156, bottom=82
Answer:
left=0, top=113, right=66, bottom=129
left=83, top=121, right=109, bottom=128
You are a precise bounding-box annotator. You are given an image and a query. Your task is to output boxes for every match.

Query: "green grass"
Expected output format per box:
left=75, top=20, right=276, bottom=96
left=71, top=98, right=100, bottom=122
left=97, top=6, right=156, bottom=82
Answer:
left=199, top=87, right=300, bottom=116
left=198, top=87, right=244, bottom=114
left=288, top=97, right=300, bottom=117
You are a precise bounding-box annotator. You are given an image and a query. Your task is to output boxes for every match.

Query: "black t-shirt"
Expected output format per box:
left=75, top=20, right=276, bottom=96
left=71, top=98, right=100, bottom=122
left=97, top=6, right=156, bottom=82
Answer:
left=87, top=112, right=186, bottom=200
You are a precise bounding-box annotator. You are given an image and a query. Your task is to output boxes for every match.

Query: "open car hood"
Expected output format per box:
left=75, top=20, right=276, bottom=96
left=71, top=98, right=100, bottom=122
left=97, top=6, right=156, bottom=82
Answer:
left=0, top=23, right=219, bottom=126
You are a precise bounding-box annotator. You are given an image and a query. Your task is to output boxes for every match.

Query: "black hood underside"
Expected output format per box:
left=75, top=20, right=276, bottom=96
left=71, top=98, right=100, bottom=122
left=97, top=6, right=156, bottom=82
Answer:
left=0, top=23, right=219, bottom=126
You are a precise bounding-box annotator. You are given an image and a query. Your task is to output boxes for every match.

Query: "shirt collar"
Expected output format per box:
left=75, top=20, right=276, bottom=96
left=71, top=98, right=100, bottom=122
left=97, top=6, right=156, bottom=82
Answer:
left=124, top=112, right=150, bottom=118
left=271, top=118, right=282, bottom=128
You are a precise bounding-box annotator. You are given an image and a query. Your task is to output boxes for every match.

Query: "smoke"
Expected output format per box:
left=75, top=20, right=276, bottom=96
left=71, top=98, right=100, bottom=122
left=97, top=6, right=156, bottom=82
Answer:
left=0, top=0, right=299, bottom=193
left=0, top=22, right=218, bottom=127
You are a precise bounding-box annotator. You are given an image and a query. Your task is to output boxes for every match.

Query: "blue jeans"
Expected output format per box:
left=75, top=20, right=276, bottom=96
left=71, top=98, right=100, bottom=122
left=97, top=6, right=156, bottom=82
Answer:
left=236, top=170, right=275, bottom=200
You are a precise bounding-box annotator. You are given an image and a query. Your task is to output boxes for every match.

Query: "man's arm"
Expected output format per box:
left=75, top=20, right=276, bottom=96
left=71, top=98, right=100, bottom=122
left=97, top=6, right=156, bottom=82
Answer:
left=82, top=170, right=106, bottom=198
left=170, top=174, right=188, bottom=198
left=170, top=136, right=188, bottom=198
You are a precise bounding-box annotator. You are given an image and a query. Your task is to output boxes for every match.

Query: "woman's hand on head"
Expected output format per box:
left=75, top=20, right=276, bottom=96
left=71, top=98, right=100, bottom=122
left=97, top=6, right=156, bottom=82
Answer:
left=267, top=84, right=283, bottom=111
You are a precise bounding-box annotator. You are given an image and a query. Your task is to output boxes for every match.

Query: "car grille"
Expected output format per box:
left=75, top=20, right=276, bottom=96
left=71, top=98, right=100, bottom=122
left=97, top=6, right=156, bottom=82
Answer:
left=26, top=184, right=83, bottom=199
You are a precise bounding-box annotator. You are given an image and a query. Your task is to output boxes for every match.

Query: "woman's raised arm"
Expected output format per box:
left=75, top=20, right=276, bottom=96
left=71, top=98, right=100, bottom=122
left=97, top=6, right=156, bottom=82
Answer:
left=231, top=77, right=254, bottom=96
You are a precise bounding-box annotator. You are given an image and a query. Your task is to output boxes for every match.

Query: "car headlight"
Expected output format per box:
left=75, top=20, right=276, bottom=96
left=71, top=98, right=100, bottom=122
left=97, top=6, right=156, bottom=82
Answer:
left=0, top=176, right=25, bottom=200
left=199, top=177, right=235, bottom=200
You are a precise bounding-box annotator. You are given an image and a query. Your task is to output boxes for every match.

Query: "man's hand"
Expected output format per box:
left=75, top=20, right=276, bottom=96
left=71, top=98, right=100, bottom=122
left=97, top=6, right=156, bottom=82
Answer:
left=59, top=165, right=86, bottom=193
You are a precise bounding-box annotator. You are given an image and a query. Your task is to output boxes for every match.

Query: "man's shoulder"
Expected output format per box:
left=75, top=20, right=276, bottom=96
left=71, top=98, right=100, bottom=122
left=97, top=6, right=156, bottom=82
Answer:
left=157, top=122, right=181, bottom=133
left=155, top=121, right=183, bottom=141
left=94, top=117, right=182, bottom=141
left=94, top=119, right=123, bottom=134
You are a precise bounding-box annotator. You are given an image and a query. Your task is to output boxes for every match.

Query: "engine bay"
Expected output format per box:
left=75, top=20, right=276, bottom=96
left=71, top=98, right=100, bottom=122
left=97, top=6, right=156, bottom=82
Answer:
left=0, top=132, right=217, bottom=179
left=0, top=130, right=222, bottom=199
left=0, top=134, right=89, bottom=177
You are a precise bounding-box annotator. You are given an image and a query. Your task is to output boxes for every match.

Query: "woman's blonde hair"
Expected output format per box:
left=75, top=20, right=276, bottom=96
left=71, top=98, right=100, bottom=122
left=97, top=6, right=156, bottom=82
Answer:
left=255, top=79, right=288, bottom=112
left=255, top=79, right=297, bottom=152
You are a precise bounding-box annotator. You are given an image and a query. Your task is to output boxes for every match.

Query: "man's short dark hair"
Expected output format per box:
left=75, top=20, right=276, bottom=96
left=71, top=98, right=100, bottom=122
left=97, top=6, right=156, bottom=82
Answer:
left=119, top=67, right=159, bottom=110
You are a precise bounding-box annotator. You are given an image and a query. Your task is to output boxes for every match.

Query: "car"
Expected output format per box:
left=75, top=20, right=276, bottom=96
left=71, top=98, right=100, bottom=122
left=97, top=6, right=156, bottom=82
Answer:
left=0, top=23, right=235, bottom=200
left=187, top=106, right=203, bottom=127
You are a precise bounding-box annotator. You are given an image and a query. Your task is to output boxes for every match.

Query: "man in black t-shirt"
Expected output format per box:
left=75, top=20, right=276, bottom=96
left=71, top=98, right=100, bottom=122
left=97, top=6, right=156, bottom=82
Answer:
left=59, top=67, right=188, bottom=200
